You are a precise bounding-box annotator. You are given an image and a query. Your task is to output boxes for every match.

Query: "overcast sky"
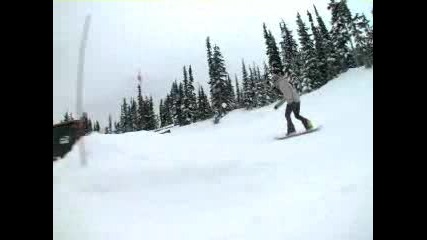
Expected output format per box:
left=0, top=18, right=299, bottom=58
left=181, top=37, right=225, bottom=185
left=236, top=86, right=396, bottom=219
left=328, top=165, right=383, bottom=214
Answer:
left=53, top=0, right=372, bottom=126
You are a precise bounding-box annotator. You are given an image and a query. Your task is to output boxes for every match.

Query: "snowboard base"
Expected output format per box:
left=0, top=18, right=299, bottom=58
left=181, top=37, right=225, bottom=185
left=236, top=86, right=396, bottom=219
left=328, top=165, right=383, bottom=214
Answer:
left=275, top=125, right=322, bottom=140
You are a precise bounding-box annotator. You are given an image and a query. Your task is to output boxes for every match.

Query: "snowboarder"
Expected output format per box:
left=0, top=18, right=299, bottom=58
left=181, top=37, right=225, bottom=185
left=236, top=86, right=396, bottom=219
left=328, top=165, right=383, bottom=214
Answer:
left=272, top=73, right=313, bottom=135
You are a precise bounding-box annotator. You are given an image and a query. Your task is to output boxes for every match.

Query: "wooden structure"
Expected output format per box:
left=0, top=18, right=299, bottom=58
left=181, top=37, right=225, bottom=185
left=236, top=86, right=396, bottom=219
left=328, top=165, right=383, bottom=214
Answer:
left=53, top=120, right=84, bottom=161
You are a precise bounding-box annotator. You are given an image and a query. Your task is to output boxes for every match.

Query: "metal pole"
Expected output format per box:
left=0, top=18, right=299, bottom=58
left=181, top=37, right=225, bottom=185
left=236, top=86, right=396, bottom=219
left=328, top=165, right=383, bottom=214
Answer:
left=77, top=15, right=91, bottom=167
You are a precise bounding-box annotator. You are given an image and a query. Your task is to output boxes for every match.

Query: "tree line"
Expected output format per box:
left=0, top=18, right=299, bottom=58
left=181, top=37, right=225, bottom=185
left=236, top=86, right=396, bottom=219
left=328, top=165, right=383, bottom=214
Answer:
left=58, top=0, right=372, bottom=133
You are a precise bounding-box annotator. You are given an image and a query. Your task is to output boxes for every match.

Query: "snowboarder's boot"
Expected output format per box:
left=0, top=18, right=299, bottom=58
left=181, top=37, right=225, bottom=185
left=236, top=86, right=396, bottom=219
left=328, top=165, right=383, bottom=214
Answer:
left=287, top=123, right=296, bottom=136
left=302, top=119, right=313, bottom=131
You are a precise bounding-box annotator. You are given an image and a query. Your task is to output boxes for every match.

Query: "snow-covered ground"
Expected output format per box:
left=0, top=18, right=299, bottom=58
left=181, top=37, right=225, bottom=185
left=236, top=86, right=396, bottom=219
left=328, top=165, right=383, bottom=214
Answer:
left=53, top=67, right=373, bottom=240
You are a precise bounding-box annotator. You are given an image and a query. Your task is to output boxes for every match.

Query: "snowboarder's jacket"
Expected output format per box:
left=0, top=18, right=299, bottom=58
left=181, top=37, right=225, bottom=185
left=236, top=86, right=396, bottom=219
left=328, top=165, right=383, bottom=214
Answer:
left=272, top=74, right=300, bottom=103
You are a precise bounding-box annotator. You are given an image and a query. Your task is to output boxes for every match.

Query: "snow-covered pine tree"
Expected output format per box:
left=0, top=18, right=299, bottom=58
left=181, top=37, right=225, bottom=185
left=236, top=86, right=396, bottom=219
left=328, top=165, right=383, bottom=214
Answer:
left=159, top=99, right=165, bottom=127
left=81, top=112, right=91, bottom=135
left=129, top=98, right=138, bottom=131
left=328, top=0, right=355, bottom=72
left=263, top=23, right=284, bottom=75
left=170, top=81, right=179, bottom=125
left=181, top=66, right=191, bottom=126
left=206, top=37, right=214, bottom=80
left=256, top=65, right=268, bottom=107
left=296, top=12, right=321, bottom=92
left=209, top=44, right=230, bottom=123
left=164, top=94, right=173, bottom=126
left=252, top=65, right=260, bottom=108
left=94, top=121, right=100, bottom=132
left=314, top=4, right=338, bottom=79
left=88, top=119, right=93, bottom=133
left=107, top=114, right=112, bottom=134
left=145, top=96, right=157, bottom=130
left=339, top=0, right=357, bottom=68
left=263, top=62, right=275, bottom=103
left=114, top=121, right=120, bottom=134
left=226, top=75, right=235, bottom=110
left=248, top=66, right=257, bottom=108
left=119, top=98, right=129, bottom=133
left=137, top=84, right=145, bottom=130
left=279, top=21, right=303, bottom=93
left=350, top=13, right=372, bottom=68
left=241, top=60, right=251, bottom=109
left=187, top=65, right=198, bottom=122
left=198, top=86, right=213, bottom=120
left=366, top=20, right=373, bottom=68
left=235, top=74, right=241, bottom=108
left=126, top=98, right=133, bottom=132
left=308, top=10, right=329, bottom=87
left=176, top=83, right=185, bottom=126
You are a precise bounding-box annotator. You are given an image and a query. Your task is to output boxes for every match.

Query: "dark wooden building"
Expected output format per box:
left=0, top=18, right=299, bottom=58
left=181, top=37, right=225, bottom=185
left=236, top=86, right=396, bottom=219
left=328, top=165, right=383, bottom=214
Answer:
left=53, top=120, right=84, bottom=161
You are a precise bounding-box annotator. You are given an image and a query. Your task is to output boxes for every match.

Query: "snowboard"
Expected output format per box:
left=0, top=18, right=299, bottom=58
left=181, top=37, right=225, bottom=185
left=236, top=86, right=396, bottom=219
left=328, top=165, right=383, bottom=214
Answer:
left=275, top=125, right=322, bottom=140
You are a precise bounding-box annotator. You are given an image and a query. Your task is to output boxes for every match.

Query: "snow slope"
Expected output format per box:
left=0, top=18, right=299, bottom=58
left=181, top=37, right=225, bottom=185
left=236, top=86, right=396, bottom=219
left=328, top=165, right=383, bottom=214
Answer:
left=53, top=67, right=373, bottom=240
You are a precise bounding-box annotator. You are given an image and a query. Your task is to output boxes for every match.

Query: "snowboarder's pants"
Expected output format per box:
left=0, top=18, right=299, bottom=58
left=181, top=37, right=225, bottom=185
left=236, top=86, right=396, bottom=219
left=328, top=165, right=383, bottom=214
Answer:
left=285, top=102, right=310, bottom=133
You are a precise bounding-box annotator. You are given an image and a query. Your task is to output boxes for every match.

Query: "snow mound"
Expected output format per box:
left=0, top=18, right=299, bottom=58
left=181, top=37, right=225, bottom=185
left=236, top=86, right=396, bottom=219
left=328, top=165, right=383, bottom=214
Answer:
left=53, top=67, right=373, bottom=240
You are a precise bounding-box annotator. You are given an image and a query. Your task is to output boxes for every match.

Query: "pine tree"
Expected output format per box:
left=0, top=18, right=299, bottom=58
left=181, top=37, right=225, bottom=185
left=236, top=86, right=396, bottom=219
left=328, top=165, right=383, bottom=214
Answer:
left=241, top=60, right=251, bottom=109
left=255, top=65, right=268, bottom=107
left=63, top=112, right=70, bottom=122
left=198, top=86, right=213, bottom=120
left=145, top=96, right=157, bottom=130
left=130, top=98, right=138, bottom=131
left=137, top=84, right=145, bottom=130
left=226, top=75, right=235, bottom=110
left=208, top=43, right=230, bottom=123
left=328, top=0, right=355, bottom=72
left=181, top=66, right=191, bottom=125
left=94, top=121, right=100, bottom=132
left=88, top=119, right=93, bottom=133
left=170, top=81, right=180, bottom=125
left=263, top=23, right=284, bottom=75
left=350, top=13, right=372, bottom=67
left=164, top=94, right=174, bottom=126
left=195, top=88, right=202, bottom=121
left=120, top=98, right=129, bottom=133
left=308, top=10, right=329, bottom=87
left=263, top=62, right=276, bottom=102
left=108, top=114, right=113, bottom=134
left=249, top=66, right=257, bottom=108
left=296, top=12, right=321, bottom=92
left=196, top=87, right=202, bottom=120
left=366, top=20, right=373, bottom=68
left=81, top=113, right=91, bottom=135
left=279, top=21, right=303, bottom=93
left=206, top=37, right=214, bottom=80
left=187, top=65, right=198, bottom=123
left=114, top=121, right=120, bottom=134
left=159, top=99, right=165, bottom=127
left=235, top=74, right=241, bottom=108
left=176, top=83, right=185, bottom=126
left=314, top=4, right=338, bottom=79
left=126, top=98, right=133, bottom=132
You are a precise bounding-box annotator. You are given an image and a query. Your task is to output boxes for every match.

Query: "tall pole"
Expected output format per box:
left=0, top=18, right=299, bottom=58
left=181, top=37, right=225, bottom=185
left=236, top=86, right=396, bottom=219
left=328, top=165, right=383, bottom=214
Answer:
left=77, top=15, right=91, bottom=167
